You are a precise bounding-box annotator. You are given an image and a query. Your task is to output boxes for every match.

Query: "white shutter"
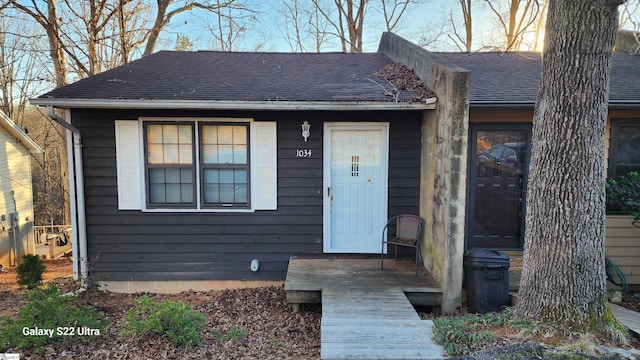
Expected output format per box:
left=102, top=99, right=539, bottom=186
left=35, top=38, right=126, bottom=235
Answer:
left=253, top=122, right=277, bottom=210
left=115, top=120, right=142, bottom=210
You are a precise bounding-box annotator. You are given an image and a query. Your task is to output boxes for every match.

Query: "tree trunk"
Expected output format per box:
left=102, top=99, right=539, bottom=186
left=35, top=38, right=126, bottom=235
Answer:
left=46, top=0, right=68, bottom=87
left=515, top=0, right=624, bottom=334
left=144, top=0, right=170, bottom=56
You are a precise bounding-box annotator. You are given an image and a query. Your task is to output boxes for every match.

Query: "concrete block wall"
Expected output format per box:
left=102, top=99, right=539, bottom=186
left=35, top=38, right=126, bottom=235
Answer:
left=379, top=32, right=470, bottom=313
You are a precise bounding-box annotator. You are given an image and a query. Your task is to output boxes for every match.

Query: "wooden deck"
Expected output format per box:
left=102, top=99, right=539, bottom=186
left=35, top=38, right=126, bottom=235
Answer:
left=285, top=256, right=445, bottom=360
left=611, top=303, right=640, bottom=337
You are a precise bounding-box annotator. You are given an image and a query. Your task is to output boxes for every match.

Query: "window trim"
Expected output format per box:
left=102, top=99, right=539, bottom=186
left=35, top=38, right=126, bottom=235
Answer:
left=136, top=117, right=267, bottom=212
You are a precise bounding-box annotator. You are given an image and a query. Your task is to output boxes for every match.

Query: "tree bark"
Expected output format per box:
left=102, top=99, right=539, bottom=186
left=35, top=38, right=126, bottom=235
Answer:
left=515, top=0, right=624, bottom=334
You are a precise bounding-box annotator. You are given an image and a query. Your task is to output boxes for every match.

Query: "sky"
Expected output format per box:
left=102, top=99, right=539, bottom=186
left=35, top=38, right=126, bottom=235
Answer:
left=165, top=0, right=480, bottom=53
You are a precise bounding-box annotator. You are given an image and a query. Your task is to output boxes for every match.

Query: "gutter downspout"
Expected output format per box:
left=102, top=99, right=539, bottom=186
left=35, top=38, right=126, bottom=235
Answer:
left=46, top=106, right=87, bottom=282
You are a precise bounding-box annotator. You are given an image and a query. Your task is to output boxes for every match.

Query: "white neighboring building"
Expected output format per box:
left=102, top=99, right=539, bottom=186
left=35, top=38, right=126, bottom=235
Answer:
left=0, top=111, right=43, bottom=268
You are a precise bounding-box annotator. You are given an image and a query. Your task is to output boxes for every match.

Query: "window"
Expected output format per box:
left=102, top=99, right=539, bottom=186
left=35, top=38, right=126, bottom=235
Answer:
left=143, top=121, right=250, bottom=209
left=115, top=119, right=276, bottom=211
left=145, top=123, right=195, bottom=207
left=609, top=119, right=640, bottom=178
left=200, top=124, right=249, bottom=207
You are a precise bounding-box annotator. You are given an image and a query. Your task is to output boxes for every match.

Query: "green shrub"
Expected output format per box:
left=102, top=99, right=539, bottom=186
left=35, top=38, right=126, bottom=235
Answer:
left=16, top=254, right=45, bottom=289
left=121, top=296, right=206, bottom=349
left=606, top=171, right=640, bottom=224
left=0, top=286, right=104, bottom=352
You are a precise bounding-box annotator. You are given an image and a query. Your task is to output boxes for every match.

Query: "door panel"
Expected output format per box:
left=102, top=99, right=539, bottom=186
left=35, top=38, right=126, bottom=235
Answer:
left=468, top=126, right=530, bottom=249
left=324, top=124, right=388, bottom=253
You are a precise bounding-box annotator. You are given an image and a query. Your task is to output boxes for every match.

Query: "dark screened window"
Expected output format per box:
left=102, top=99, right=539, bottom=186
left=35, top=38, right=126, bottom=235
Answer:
left=144, top=122, right=250, bottom=209
left=609, top=119, right=640, bottom=177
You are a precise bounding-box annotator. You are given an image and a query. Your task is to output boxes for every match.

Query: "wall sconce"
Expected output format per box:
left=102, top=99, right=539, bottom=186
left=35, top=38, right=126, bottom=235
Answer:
left=301, top=120, right=310, bottom=142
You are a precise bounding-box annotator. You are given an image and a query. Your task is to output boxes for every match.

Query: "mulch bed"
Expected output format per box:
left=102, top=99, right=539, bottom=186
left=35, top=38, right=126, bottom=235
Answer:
left=0, top=261, right=321, bottom=359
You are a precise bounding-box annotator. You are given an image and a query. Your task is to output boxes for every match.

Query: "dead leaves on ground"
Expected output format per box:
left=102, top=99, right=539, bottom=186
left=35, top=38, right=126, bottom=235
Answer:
left=2, top=286, right=321, bottom=359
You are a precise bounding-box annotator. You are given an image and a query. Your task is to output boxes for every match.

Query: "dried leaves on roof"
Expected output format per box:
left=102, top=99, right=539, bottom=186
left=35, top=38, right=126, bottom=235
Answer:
left=376, top=63, right=436, bottom=103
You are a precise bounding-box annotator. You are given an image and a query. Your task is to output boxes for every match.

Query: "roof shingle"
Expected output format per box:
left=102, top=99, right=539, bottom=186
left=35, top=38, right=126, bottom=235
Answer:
left=435, top=51, right=640, bottom=106
left=36, top=51, right=427, bottom=103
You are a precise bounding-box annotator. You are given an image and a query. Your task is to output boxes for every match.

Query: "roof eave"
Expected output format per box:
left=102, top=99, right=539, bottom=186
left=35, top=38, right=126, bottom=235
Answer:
left=30, top=98, right=437, bottom=111
left=0, top=111, right=44, bottom=153
left=469, top=101, right=536, bottom=109
left=608, top=101, right=640, bottom=110
left=470, top=100, right=640, bottom=110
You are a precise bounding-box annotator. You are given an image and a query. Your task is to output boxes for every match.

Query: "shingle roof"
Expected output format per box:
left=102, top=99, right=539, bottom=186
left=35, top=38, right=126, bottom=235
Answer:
left=435, top=51, right=640, bottom=106
left=35, top=51, right=427, bottom=103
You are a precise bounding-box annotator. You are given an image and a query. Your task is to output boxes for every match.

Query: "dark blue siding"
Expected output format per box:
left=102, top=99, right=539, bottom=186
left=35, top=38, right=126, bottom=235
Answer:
left=73, top=109, right=423, bottom=281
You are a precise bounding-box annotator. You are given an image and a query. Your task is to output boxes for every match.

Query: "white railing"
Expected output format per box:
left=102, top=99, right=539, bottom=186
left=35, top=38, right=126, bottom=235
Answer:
left=34, top=225, right=73, bottom=259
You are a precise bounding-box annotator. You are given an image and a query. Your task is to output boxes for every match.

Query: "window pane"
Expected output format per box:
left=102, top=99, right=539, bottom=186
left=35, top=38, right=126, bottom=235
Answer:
left=150, top=184, right=165, bottom=203
left=233, top=126, right=247, bottom=144
left=149, top=168, right=165, bottom=184
left=235, top=169, right=247, bottom=183
left=218, top=145, right=234, bottom=164
left=236, top=184, right=248, bottom=203
left=203, top=144, right=218, bottom=164
left=165, top=168, right=181, bottom=183
left=204, top=169, right=219, bottom=183
left=219, top=169, right=234, bottom=183
left=166, top=184, right=181, bottom=203
left=203, top=183, right=220, bottom=203
left=179, top=144, right=193, bottom=164
left=178, top=125, right=192, bottom=143
left=218, top=126, right=233, bottom=144
left=615, top=126, right=640, bottom=165
left=202, top=126, right=217, bottom=144
left=181, top=168, right=193, bottom=183
left=234, top=145, right=247, bottom=164
left=148, top=144, right=164, bottom=164
left=181, top=184, right=193, bottom=203
left=163, top=125, right=178, bottom=143
left=162, top=145, right=178, bottom=164
left=220, top=184, right=235, bottom=203
left=147, top=125, right=163, bottom=143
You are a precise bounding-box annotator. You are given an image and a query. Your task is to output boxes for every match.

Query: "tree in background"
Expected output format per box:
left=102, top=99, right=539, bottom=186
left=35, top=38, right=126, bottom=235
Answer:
left=205, top=0, right=257, bottom=51
left=483, top=0, right=540, bottom=51
left=515, top=0, right=626, bottom=337
left=310, top=0, right=370, bottom=52
left=380, top=0, right=420, bottom=32
left=0, top=9, right=48, bottom=122
left=143, top=0, right=248, bottom=55
left=448, top=0, right=472, bottom=52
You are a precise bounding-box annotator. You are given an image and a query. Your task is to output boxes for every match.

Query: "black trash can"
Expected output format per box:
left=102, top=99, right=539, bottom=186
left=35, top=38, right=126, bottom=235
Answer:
left=463, top=248, right=510, bottom=314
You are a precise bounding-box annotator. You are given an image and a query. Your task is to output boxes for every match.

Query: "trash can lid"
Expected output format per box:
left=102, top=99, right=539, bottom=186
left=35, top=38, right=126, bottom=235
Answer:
left=464, top=248, right=510, bottom=261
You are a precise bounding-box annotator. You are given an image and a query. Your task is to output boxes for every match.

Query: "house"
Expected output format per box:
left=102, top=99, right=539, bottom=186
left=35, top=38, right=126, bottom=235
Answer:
left=0, top=111, right=43, bottom=268
left=31, top=31, right=640, bottom=312
left=30, top=33, right=469, bottom=312
left=434, top=50, right=640, bottom=289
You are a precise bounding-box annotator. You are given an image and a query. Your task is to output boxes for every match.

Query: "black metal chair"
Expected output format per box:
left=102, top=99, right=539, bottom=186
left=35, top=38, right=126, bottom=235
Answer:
left=381, top=214, right=425, bottom=276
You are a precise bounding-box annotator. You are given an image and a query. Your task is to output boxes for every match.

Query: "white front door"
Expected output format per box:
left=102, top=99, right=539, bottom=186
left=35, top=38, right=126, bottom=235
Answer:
left=324, top=123, right=389, bottom=253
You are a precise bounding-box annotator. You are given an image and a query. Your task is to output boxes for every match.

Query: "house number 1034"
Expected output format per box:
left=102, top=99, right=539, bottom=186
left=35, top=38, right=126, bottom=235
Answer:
left=296, top=149, right=312, bottom=158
